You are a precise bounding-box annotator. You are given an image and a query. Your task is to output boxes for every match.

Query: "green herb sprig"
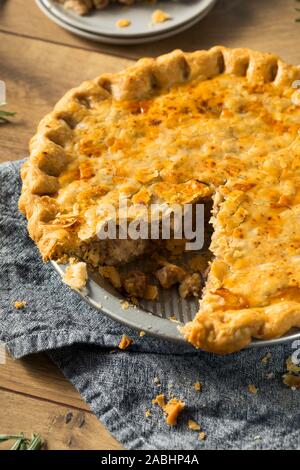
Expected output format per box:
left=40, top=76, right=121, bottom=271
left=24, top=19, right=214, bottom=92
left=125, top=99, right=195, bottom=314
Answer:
left=0, top=110, right=16, bottom=124
left=0, top=432, right=43, bottom=450
left=27, top=433, right=43, bottom=451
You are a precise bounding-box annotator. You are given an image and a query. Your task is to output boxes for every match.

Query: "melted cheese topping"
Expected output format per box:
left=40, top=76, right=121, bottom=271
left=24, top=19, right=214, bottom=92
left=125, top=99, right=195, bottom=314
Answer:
left=52, top=73, right=300, bottom=350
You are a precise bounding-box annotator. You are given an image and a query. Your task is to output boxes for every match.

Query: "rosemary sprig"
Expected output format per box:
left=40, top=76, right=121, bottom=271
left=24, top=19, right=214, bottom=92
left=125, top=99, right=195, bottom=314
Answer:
left=0, top=110, right=16, bottom=124
left=27, top=433, right=42, bottom=451
left=0, top=433, right=24, bottom=442
left=19, top=440, right=28, bottom=451
left=0, top=432, right=43, bottom=450
left=10, top=434, right=24, bottom=450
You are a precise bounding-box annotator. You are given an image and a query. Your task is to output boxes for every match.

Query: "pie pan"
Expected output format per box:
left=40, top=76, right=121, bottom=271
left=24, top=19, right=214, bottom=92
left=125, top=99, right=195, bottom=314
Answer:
left=52, top=262, right=300, bottom=349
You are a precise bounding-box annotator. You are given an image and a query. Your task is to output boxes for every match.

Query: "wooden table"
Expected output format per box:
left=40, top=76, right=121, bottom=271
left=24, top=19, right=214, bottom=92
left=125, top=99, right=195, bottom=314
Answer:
left=0, top=0, right=299, bottom=450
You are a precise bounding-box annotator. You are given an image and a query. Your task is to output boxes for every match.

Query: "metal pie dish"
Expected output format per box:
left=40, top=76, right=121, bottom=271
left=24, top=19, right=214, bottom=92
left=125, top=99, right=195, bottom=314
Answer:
left=52, top=261, right=300, bottom=350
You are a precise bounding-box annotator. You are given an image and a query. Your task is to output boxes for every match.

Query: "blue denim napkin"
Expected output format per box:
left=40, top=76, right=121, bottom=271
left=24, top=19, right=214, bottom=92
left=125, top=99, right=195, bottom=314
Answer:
left=0, top=160, right=299, bottom=450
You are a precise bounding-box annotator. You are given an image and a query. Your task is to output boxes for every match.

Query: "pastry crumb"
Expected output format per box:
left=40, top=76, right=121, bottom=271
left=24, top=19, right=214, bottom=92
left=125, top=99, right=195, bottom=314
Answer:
left=286, top=356, right=300, bottom=374
left=116, top=18, right=131, bottom=28
left=248, top=384, right=258, bottom=394
left=118, top=335, right=133, bottom=350
left=139, top=331, right=146, bottom=337
left=152, top=393, right=165, bottom=407
left=283, top=374, right=300, bottom=390
left=282, top=355, right=300, bottom=389
left=164, top=398, right=185, bottom=426
left=169, top=315, right=180, bottom=323
left=121, top=300, right=130, bottom=310
left=152, top=9, right=171, bottom=24
left=193, top=381, right=202, bottom=392
left=198, top=431, right=206, bottom=441
left=188, top=419, right=200, bottom=431
left=63, top=260, right=88, bottom=291
left=145, top=409, right=151, bottom=418
left=13, top=300, right=27, bottom=310
left=152, top=394, right=185, bottom=426
left=261, top=352, right=272, bottom=364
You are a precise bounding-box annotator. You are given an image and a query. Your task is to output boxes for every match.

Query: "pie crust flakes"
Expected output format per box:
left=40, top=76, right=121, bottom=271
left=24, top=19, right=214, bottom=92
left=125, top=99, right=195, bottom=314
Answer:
left=193, top=381, right=202, bottom=392
left=13, top=301, right=27, bottom=310
left=19, top=47, right=300, bottom=354
left=152, top=393, right=185, bottom=426
left=118, top=334, right=133, bottom=350
left=187, top=419, right=201, bottom=431
left=282, top=355, right=300, bottom=390
left=116, top=19, right=131, bottom=29
left=151, top=10, right=170, bottom=25
left=62, top=258, right=88, bottom=291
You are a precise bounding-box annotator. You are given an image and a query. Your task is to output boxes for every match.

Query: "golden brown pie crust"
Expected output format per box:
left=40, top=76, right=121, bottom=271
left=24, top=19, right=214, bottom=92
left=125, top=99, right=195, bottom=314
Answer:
left=19, top=47, right=300, bottom=354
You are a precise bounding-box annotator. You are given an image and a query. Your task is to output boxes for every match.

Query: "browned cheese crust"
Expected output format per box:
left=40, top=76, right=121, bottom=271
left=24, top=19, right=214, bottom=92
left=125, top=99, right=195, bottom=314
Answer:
left=19, top=47, right=300, bottom=354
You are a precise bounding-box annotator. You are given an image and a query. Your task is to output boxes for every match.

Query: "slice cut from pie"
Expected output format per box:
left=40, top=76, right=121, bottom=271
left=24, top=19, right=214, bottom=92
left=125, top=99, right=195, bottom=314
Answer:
left=19, top=47, right=300, bottom=353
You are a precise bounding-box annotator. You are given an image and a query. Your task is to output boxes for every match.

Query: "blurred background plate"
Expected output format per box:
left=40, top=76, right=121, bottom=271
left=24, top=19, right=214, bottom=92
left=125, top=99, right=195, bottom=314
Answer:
left=39, top=0, right=217, bottom=38
left=37, top=0, right=217, bottom=44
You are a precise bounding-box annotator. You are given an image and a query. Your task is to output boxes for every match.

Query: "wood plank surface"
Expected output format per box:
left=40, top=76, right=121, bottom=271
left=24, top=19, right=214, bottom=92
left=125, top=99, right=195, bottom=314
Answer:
left=0, top=349, right=123, bottom=449
left=0, top=389, right=122, bottom=450
left=0, top=352, right=90, bottom=411
left=0, top=0, right=299, bottom=63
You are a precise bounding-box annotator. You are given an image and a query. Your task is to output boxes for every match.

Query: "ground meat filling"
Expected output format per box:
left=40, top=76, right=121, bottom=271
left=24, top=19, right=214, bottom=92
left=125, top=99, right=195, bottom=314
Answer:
left=81, top=200, right=213, bottom=303
left=123, top=271, right=147, bottom=298
left=155, top=264, right=187, bottom=289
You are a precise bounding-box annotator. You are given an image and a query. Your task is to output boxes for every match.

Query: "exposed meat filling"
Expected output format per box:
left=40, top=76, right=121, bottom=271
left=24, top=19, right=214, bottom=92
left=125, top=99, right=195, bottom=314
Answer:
left=123, top=271, right=147, bottom=298
left=155, top=264, right=187, bottom=289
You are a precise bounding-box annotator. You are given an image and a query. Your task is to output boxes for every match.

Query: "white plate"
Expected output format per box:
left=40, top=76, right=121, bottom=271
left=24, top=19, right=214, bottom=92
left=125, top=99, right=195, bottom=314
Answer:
left=41, top=0, right=217, bottom=38
left=52, top=262, right=300, bottom=350
left=37, top=0, right=216, bottom=44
